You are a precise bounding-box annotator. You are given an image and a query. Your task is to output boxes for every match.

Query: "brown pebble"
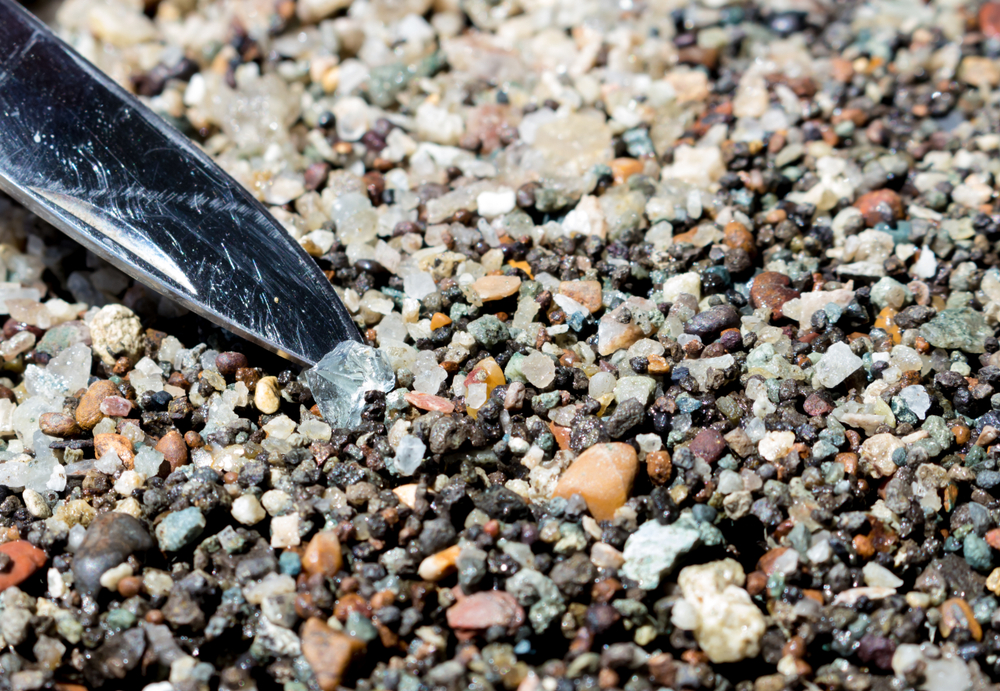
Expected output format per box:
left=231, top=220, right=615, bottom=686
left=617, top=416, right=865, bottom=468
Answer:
left=598, top=668, right=619, bottom=690
left=646, top=450, right=672, bottom=485
left=117, top=575, right=143, bottom=598
left=689, top=428, right=726, bottom=464
left=749, top=272, right=800, bottom=319
left=723, top=221, right=756, bottom=256
left=39, top=412, right=81, bottom=438
left=216, top=351, right=248, bottom=377
left=648, top=653, right=677, bottom=687
left=145, top=609, right=164, bottom=624
left=940, top=598, right=982, bottom=641
left=184, top=431, right=204, bottom=448
left=301, top=617, right=366, bottom=691
left=854, top=189, right=903, bottom=227
left=0, top=386, right=15, bottom=402
left=94, top=433, right=135, bottom=470
left=156, top=429, right=188, bottom=472
left=112, top=356, right=132, bottom=376
left=757, top=547, right=789, bottom=575
left=745, top=570, right=767, bottom=596
left=167, top=371, right=189, bottom=389
left=803, top=392, right=834, bottom=417
left=853, top=534, right=874, bottom=559
left=304, top=162, right=330, bottom=191
left=302, top=531, right=343, bottom=579
left=235, top=368, right=261, bottom=391
left=782, top=636, right=806, bottom=659
left=76, top=380, right=120, bottom=431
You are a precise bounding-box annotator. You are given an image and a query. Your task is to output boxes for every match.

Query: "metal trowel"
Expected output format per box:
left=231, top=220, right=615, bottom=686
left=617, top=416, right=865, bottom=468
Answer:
left=0, top=0, right=363, bottom=367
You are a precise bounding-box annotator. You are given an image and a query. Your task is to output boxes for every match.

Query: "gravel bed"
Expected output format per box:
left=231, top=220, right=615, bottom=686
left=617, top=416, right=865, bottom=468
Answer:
left=1, top=0, right=1000, bottom=690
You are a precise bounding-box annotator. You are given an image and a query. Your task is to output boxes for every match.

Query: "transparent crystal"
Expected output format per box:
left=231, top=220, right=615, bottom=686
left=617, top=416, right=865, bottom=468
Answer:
left=24, top=342, right=91, bottom=397
left=394, top=434, right=426, bottom=476
left=12, top=396, right=63, bottom=443
left=134, top=446, right=167, bottom=477
left=900, top=385, right=931, bottom=420
left=0, top=431, right=64, bottom=493
left=814, top=342, right=862, bottom=388
left=305, top=340, right=395, bottom=429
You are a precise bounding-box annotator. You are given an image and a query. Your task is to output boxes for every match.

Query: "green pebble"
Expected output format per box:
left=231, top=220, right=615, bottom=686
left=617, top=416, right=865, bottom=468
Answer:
left=155, top=507, right=206, bottom=552
left=467, top=314, right=509, bottom=347
left=964, top=533, right=994, bottom=572
left=920, top=307, right=992, bottom=354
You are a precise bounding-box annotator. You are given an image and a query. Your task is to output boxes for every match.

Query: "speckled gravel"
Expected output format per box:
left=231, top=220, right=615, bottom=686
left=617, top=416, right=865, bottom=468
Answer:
left=3, top=0, right=1000, bottom=690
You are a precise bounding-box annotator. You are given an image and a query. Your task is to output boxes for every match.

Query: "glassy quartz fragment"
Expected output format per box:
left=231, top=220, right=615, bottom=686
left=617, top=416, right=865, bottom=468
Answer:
left=305, top=340, right=395, bottom=429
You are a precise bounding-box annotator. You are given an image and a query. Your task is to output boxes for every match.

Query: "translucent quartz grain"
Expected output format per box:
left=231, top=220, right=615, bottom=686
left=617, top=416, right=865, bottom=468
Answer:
left=305, top=341, right=396, bottom=429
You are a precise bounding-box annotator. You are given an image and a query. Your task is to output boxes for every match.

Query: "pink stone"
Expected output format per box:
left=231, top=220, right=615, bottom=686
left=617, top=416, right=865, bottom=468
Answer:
left=446, top=591, right=525, bottom=633
left=99, top=396, right=132, bottom=417
left=404, top=392, right=455, bottom=414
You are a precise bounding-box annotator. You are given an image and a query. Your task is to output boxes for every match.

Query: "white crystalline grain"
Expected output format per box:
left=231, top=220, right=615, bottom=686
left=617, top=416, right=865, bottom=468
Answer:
left=394, top=434, right=426, bottom=476
left=305, top=340, right=396, bottom=429
left=402, top=271, right=438, bottom=300
left=672, top=559, right=766, bottom=663
left=412, top=350, right=447, bottom=394
left=813, top=341, right=863, bottom=388
left=521, top=352, right=556, bottom=388
left=899, top=385, right=931, bottom=420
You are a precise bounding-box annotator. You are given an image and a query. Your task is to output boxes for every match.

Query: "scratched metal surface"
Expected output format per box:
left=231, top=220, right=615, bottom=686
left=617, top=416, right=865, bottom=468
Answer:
left=0, top=0, right=361, bottom=366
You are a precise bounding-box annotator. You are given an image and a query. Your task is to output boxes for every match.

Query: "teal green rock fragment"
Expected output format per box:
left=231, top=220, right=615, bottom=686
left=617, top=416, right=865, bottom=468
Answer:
left=964, top=533, right=994, bottom=572
left=155, top=507, right=206, bottom=552
left=919, top=307, right=991, bottom=354
left=504, top=352, right=527, bottom=383
left=467, top=315, right=509, bottom=347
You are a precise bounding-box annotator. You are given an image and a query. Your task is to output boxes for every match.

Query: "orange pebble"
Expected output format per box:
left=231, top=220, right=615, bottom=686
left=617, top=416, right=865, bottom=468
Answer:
left=611, top=157, right=644, bottom=185
left=430, top=313, right=452, bottom=330
left=874, top=307, right=901, bottom=344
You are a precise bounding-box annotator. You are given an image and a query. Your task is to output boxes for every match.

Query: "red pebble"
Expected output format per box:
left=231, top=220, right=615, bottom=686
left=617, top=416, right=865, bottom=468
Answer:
left=0, top=540, right=47, bottom=590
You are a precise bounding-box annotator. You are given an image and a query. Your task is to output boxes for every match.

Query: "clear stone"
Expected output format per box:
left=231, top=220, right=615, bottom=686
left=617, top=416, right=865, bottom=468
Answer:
left=12, top=396, right=63, bottom=443
left=402, top=271, right=437, bottom=300
left=134, top=447, right=166, bottom=477
left=900, top=385, right=931, bottom=420
left=305, top=341, right=396, bottom=429
left=813, top=342, right=863, bottom=388
left=299, top=419, right=332, bottom=442
left=95, top=450, right=123, bottom=475
left=394, top=434, right=426, bottom=476
left=24, top=343, right=92, bottom=397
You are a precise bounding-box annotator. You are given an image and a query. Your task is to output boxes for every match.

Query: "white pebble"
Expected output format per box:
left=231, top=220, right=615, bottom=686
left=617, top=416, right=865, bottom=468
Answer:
left=232, top=494, right=266, bottom=526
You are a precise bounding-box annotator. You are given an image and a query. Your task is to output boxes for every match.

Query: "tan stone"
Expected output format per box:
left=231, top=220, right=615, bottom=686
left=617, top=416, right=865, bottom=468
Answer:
left=255, top=376, right=281, bottom=414
left=959, top=56, right=1000, bottom=88
left=859, top=433, right=904, bottom=478
left=94, top=433, right=135, bottom=470
left=76, top=380, right=120, bottom=430
left=300, top=618, right=365, bottom=691
left=472, top=275, right=521, bottom=301
left=559, top=280, right=603, bottom=313
left=302, top=531, right=343, bottom=579
left=417, top=544, right=461, bottom=581
left=553, top=442, right=638, bottom=521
